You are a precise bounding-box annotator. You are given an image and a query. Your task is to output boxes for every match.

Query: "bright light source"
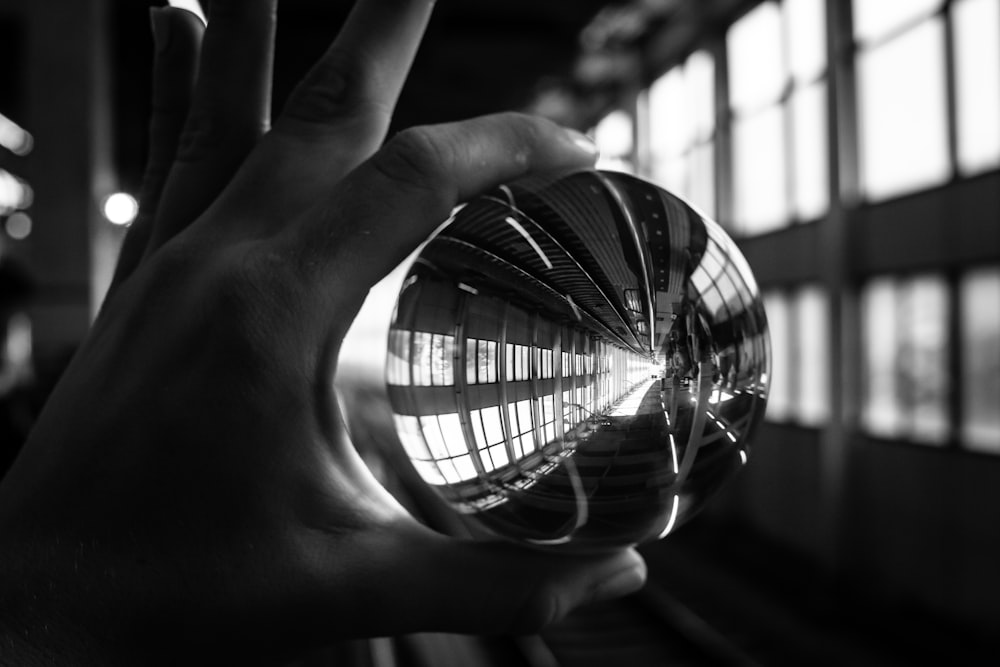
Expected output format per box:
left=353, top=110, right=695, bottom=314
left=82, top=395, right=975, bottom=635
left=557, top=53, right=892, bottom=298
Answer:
left=4, top=211, right=32, bottom=240
left=102, top=192, right=139, bottom=226
left=0, top=112, right=32, bottom=156
left=167, top=0, right=207, bottom=24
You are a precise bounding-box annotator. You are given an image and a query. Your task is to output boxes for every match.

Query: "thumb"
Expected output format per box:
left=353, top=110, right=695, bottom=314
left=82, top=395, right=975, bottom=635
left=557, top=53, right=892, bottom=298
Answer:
left=290, top=112, right=600, bottom=297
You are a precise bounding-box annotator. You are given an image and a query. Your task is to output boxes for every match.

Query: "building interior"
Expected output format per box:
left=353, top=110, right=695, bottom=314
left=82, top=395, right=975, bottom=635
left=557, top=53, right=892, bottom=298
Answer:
left=1, top=0, right=998, bottom=664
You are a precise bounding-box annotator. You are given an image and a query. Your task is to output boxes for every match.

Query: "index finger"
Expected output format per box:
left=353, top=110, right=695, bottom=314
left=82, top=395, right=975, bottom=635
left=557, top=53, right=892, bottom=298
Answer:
left=277, top=0, right=435, bottom=134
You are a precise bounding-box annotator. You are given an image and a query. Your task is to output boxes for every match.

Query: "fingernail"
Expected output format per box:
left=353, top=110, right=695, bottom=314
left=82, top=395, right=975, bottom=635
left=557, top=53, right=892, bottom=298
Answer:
left=150, top=7, right=172, bottom=55
left=592, top=560, right=647, bottom=601
left=564, top=128, right=600, bottom=158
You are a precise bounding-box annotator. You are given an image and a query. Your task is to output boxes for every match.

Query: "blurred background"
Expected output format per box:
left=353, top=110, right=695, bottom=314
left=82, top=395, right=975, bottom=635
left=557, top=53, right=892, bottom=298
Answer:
left=1, top=0, right=998, bottom=664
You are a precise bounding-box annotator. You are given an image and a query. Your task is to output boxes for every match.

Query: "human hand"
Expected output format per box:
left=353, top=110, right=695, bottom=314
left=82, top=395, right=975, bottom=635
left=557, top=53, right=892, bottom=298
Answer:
left=0, top=1, right=646, bottom=663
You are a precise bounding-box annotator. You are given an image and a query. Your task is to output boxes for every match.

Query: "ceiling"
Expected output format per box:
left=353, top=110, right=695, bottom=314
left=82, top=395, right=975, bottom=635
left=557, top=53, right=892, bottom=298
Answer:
left=110, top=0, right=751, bottom=191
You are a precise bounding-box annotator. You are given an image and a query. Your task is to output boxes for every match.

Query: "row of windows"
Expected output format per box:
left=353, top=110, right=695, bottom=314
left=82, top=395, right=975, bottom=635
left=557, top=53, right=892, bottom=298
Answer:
left=395, top=380, right=649, bottom=485
left=392, top=336, right=653, bottom=485
left=386, top=331, right=456, bottom=387
left=388, top=330, right=616, bottom=387
left=765, top=266, right=1000, bottom=453
left=594, top=0, right=1000, bottom=235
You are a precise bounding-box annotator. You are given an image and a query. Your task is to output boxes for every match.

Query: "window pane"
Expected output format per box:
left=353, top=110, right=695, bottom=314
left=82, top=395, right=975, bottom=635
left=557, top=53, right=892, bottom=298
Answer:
left=853, top=0, right=944, bottom=43
left=728, top=1, right=785, bottom=112
left=764, top=292, right=792, bottom=421
left=961, top=268, right=1000, bottom=452
left=480, top=406, right=504, bottom=445
left=861, top=279, right=903, bottom=437
left=733, top=105, right=788, bottom=234
left=488, top=443, right=510, bottom=469
left=394, top=415, right=429, bottom=460
left=648, top=67, right=688, bottom=158
left=689, top=141, right=715, bottom=218
left=432, top=334, right=454, bottom=386
left=413, top=332, right=433, bottom=386
left=785, top=0, right=826, bottom=82
left=466, top=339, right=477, bottom=384
left=953, top=0, right=1000, bottom=175
left=902, top=276, right=949, bottom=443
left=420, top=415, right=449, bottom=460
left=438, top=413, right=468, bottom=458
left=790, top=82, right=829, bottom=221
left=794, top=286, right=831, bottom=425
left=487, top=341, right=498, bottom=383
left=387, top=329, right=410, bottom=385
left=452, top=454, right=477, bottom=481
left=687, top=50, right=715, bottom=140
left=857, top=19, right=950, bottom=201
left=470, top=409, right=489, bottom=450
left=411, top=460, right=446, bottom=486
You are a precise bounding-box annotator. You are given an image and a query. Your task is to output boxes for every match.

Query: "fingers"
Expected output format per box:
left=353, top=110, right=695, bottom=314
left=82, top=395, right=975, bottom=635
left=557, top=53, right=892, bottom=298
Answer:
left=109, top=7, right=203, bottom=291
left=278, top=0, right=435, bottom=141
left=144, top=0, right=278, bottom=254
left=293, top=112, right=599, bottom=302
left=246, top=0, right=438, bottom=216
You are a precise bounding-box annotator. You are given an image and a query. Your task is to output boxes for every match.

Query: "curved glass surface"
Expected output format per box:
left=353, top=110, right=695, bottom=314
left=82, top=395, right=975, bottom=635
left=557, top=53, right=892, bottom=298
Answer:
left=383, top=169, right=770, bottom=550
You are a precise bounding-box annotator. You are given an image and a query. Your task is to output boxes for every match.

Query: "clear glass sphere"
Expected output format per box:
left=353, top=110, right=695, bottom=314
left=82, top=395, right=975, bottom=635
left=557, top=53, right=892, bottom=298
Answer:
left=354, top=169, right=769, bottom=551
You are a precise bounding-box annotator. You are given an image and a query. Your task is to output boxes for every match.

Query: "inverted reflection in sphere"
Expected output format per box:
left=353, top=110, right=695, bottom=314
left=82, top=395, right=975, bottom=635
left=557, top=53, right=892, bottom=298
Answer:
left=381, top=170, right=769, bottom=550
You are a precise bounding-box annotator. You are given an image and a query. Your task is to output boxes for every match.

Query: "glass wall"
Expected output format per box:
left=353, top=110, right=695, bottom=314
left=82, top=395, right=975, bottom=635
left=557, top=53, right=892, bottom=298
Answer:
left=619, top=0, right=1000, bottom=454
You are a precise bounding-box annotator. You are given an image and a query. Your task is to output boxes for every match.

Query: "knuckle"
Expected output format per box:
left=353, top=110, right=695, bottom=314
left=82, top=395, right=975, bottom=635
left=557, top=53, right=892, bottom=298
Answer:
left=282, top=49, right=390, bottom=126
left=374, top=126, right=451, bottom=191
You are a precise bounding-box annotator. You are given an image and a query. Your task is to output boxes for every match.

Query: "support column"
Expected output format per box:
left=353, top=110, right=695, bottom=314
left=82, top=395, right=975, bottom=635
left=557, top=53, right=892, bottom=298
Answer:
left=17, top=0, right=116, bottom=366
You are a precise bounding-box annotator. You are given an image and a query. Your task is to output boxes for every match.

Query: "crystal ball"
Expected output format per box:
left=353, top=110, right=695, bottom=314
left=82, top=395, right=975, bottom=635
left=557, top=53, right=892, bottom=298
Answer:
left=370, top=169, right=769, bottom=550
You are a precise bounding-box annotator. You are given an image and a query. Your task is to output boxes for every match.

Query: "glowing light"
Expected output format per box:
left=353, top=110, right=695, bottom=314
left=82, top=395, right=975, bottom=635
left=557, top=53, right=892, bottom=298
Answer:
left=167, top=0, right=207, bottom=24
left=505, top=216, right=553, bottom=269
left=709, top=389, right=736, bottom=404
left=0, top=169, right=32, bottom=215
left=739, top=450, right=748, bottom=465
left=0, top=113, right=32, bottom=156
left=4, top=212, right=31, bottom=240
left=657, top=494, right=680, bottom=539
left=102, top=193, right=139, bottom=226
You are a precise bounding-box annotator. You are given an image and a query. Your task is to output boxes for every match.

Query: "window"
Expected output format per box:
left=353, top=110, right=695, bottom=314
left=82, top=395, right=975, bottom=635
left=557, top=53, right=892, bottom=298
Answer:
left=952, top=0, right=1000, bottom=175
left=410, top=332, right=455, bottom=386
left=470, top=406, right=510, bottom=471
left=792, top=286, right=830, bottom=426
left=387, top=329, right=410, bottom=385
left=856, top=14, right=949, bottom=201
left=960, top=268, right=1000, bottom=453
left=536, top=394, right=557, bottom=445
left=534, top=347, right=553, bottom=379
left=861, top=275, right=950, bottom=444
left=465, top=339, right=499, bottom=384
left=505, top=343, right=531, bottom=381
left=508, top=399, right=537, bottom=458
left=420, top=413, right=477, bottom=484
left=727, top=0, right=828, bottom=233
left=761, top=286, right=829, bottom=425
left=646, top=49, right=716, bottom=216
